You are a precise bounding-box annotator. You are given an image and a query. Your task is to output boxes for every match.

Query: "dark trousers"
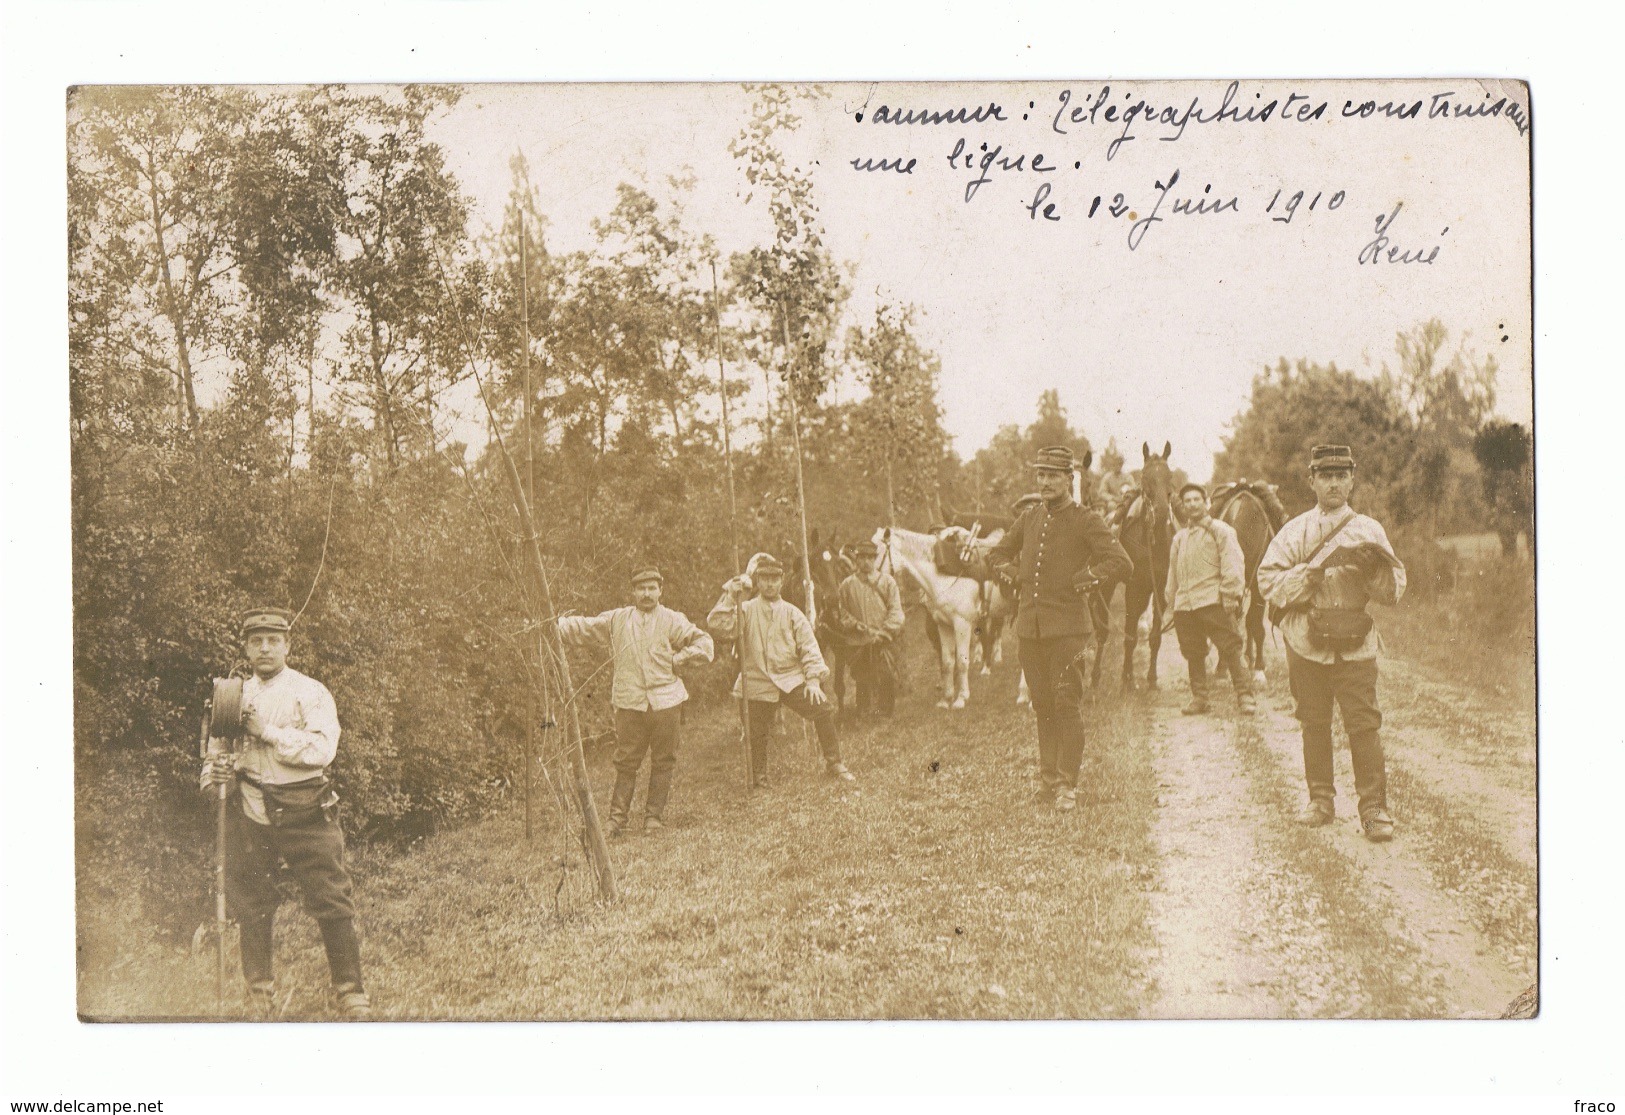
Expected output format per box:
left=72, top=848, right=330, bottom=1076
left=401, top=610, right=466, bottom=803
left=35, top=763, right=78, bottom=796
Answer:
left=611, top=705, right=682, bottom=823
left=1018, top=634, right=1090, bottom=789
left=746, top=684, right=841, bottom=775
left=1173, top=604, right=1254, bottom=698
left=224, top=802, right=362, bottom=989
left=1285, top=647, right=1387, bottom=817
left=849, top=643, right=897, bottom=715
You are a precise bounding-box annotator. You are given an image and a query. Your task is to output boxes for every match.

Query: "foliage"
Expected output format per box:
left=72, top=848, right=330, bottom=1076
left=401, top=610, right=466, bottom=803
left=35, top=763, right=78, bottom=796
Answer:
left=962, top=390, right=1095, bottom=516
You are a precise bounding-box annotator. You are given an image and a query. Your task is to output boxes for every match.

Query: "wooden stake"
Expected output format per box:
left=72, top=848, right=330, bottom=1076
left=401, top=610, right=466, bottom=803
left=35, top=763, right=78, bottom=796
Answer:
left=520, top=196, right=536, bottom=842
left=712, top=261, right=754, bottom=788
left=436, top=253, right=617, bottom=901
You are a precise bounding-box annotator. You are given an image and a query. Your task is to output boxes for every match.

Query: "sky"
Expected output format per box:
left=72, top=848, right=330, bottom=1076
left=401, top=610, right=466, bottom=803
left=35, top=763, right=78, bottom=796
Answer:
left=429, top=79, right=1532, bottom=480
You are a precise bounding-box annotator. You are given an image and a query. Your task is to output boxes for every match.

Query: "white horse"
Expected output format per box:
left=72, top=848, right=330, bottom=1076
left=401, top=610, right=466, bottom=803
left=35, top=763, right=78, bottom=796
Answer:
left=932, top=525, right=1030, bottom=708
left=875, top=526, right=982, bottom=709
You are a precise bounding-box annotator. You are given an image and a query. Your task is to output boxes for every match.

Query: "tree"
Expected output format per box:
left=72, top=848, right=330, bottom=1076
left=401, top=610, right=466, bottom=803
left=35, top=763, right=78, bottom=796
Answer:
left=1213, top=357, right=1413, bottom=520
left=1472, top=420, right=1532, bottom=558
left=845, top=301, right=950, bottom=525
left=966, top=390, right=1095, bottom=515
left=314, top=85, right=470, bottom=472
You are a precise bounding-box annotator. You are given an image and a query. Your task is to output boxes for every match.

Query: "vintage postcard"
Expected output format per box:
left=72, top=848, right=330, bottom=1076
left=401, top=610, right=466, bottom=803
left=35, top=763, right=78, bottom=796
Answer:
left=68, top=79, right=1533, bottom=1023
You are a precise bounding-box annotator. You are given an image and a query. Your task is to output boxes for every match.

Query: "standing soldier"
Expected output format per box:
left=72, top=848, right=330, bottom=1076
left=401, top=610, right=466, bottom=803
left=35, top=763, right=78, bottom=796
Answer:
left=1167, top=482, right=1257, bottom=716
left=835, top=538, right=905, bottom=718
left=199, top=607, right=370, bottom=1018
left=1258, top=445, right=1406, bottom=842
left=557, top=567, right=715, bottom=837
left=707, top=554, right=856, bottom=787
left=990, top=447, right=1133, bottom=810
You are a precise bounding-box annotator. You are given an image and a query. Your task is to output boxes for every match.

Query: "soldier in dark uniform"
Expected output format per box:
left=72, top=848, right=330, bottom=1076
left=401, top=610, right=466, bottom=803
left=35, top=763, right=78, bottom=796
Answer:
left=990, top=447, right=1133, bottom=810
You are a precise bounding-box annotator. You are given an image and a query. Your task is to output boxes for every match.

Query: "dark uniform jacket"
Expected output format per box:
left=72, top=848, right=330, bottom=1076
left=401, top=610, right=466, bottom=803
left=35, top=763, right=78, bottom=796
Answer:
left=989, top=498, right=1133, bottom=639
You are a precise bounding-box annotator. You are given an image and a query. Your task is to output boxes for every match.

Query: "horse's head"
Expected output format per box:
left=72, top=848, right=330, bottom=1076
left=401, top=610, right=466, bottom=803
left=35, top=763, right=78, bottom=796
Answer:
left=1141, top=441, right=1174, bottom=505
left=806, top=530, right=846, bottom=598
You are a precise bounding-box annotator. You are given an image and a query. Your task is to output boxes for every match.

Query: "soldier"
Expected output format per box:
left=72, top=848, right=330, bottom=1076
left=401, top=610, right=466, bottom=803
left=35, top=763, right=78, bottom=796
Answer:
left=1258, top=445, right=1407, bottom=842
left=1166, top=482, right=1257, bottom=716
left=199, top=607, right=370, bottom=1018
left=835, top=538, right=905, bottom=717
left=707, top=554, right=855, bottom=786
left=990, top=447, right=1133, bottom=810
left=557, top=567, right=715, bottom=837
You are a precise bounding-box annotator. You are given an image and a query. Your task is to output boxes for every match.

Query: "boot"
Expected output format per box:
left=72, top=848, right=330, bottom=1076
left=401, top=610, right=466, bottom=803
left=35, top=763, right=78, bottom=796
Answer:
left=239, top=910, right=276, bottom=989
left=645, top=765, right=675, bottom=826
left=319, top=917, right=365, bottom=994
left=608, top=769, right=637, bottom=834
left=1181, top=685, right=1210, bottom=715
left=320, top=916, right=372, bottom=1020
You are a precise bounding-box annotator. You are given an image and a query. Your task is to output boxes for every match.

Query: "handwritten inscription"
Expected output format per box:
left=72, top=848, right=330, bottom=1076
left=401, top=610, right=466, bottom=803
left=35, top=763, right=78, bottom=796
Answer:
left=1358, top=203, right=1449, bottom=265
left=841, top=80, right=1521, bottom=261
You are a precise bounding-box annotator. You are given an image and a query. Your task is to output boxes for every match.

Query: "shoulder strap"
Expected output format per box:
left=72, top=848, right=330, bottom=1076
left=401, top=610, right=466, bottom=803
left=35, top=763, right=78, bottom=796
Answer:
left=1306, top=511, right=1358, bottom=569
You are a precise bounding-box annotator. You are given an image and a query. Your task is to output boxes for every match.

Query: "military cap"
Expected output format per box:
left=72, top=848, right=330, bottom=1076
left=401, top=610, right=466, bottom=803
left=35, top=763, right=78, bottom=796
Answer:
left=240, top=606, right=293, bottom=637
left=851, top=539, right=879, bottom=557
left=629, top=566, right=663, bottom=586
left=751, top=554, right=785, bottom=575
left=1309, top=444, right=1356, bottom=472
left=1032, top=445, right=1079, bottom=473
left=1178, top=482, right=1208, bottom=500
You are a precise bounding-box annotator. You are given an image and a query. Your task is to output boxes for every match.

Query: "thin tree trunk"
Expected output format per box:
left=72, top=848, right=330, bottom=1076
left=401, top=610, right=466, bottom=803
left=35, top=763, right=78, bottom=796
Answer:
left=144, top=151, right=198, bottom=431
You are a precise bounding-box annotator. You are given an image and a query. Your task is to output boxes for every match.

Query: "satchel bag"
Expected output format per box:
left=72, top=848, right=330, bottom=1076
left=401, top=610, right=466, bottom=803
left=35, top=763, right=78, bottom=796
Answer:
left=1307, top=606, right=1374, bottom=652
left=245, top=773, right=336, bottom=827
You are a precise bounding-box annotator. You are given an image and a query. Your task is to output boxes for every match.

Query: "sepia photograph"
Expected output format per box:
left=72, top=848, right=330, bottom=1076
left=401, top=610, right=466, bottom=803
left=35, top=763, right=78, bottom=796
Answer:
left=63, top=77, right=1537, bottom=1026
left=16, top=0, right=1625, bottom=1096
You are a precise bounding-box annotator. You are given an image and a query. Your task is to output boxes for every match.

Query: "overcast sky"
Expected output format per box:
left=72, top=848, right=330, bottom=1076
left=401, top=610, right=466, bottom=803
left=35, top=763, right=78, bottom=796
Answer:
left=429, top=79, right=1532, bottom=480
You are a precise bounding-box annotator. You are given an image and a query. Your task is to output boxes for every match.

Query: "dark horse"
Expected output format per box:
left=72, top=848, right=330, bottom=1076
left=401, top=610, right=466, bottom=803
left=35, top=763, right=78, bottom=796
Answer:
left=784, top=530, right=856, bottom=712
left=1208, top=480, right=1288, bottom=676
left=1117, top=442, right=1176, bottom=690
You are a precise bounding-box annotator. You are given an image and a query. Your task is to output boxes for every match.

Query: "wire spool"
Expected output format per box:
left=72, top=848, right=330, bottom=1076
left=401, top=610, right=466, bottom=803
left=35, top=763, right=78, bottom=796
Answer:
left=210, top=677, right=245, bottom=738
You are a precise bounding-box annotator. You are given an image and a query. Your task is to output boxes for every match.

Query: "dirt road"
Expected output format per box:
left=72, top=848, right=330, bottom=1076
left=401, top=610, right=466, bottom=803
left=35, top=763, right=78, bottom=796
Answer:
left=1141, top=646, right=1537, bottom=1019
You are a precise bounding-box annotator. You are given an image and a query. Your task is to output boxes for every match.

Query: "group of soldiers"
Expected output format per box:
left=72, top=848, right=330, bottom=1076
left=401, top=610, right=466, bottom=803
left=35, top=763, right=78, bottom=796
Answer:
left=197, top=441, right=1404, bottom=1016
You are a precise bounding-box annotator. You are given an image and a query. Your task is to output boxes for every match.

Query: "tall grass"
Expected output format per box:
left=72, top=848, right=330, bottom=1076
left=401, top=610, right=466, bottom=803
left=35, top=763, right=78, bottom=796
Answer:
left=1377, top=555, right=1535, bottom=704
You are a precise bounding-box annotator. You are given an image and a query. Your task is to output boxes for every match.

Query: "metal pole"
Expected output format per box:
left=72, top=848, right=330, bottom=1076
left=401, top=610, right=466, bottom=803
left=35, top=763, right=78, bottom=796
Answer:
left=711, top=262, right=754, bottom=788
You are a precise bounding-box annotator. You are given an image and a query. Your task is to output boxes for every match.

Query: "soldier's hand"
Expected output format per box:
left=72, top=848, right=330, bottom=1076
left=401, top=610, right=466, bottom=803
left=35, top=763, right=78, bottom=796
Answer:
left=804, top=679, right=828, bottom=707
left=724, top=574, right=753, bottom=596
left=200, top=754, right=237, bottom=787
left=241, top=705, right=265, bottom=740
left=1221, top=594, right=1242, bottom=619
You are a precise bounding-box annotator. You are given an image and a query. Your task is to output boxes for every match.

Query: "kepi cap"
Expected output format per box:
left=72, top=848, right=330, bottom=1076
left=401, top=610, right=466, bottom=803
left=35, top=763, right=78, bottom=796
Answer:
left=629, top=566, right=663, bottom=586
left=1032, top=445, right=1079, bottom=473
left=851, top=539, right=879, bottom=557
left=1178, top=482, right=1208, bottom=499
left=240, top=607, right=293, bottom=637
left=1309, top=444, right=1356, bottom=472
left=750, top=554, right=784, bottom=575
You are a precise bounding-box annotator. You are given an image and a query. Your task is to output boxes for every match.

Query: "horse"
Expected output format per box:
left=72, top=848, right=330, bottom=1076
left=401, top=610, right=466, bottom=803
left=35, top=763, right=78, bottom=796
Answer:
left=783, top=530, right=856, bottom=712
left=1117, top=441, right=1176, bottom=690
left=875, top=525, right=983, bottom=710
left=1208, top=479, right=1287, bottom=678
left=933, top=523, right=1013, bottom=675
